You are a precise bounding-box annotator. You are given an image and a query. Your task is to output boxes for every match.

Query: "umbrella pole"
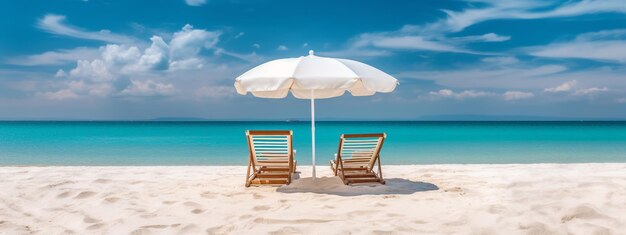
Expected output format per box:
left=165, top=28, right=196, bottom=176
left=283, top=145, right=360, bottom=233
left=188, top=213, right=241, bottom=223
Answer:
left=311, top=90, right=316, bottom=179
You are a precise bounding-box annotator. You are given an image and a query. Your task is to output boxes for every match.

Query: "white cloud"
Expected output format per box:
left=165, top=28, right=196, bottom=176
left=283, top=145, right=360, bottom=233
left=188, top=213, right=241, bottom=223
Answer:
left=530, top=29, right=626, bottom=63
left=138, top=36, right=170, bottom=71
left=169, top=58, right=204, bottom=71
left=425, top=0, right=626, bottom=33
left=360, top=32, right=509, bottom=53
left=453, top=33, right=511, bottom=42
left=341, top=30, right=510, bottom=55
left=85, top=83, right=115, bottom=97
left=66, top=24, right=219, bottom=79
left=479, top=33, right=511, bottom=42
left=37, top=14, right=135, bottom=44
left=524, top=65, right=568, bottom=77
left=399, top=54, right=626, bottom=105
left=55, top=69, right=67, bottom=78
left=214, top=48, right=263, bottom=63
left=184, top=0, right=206, bottom=6
left=39, top=89, right=79, bottom=100
left=398, top=56, right=626, bottom=103
left=429, top=89, right=494, bottom=100
left=5, top=47, right=100, bottom=66
left=574, top=87, right=609, bottom=96
left=234, top=32, right=245, bottom=39
left=252, top=43, right=260, bottom=49
left=336, top=0, right=626, bottom=57
left=336, top=28, right=509, bottom=56
left=64, top=41, right=170, bottom=75
left=277, top=45, right=288, bottom=51
left=544, top=80, right=577, bottom=93
left=576, top=29, right=626, bottom=41
left=361, top=35, right=465, bottom=52
left=37, top=80, right=114, bottom=100
left=543, top=80, right=609, bottom=96
left=44, top=24, right=223, bottom=99
left=69, top=59, right=115, bottom=82
left=170, top=24, right=221, bottom=60
left=100, top=44, right=142, bottom=68
left=120, top=80, right=176, bottom=96
left=400, top=64, right=567, bottom=90
left=319, top=48, right=391, bottom=58
left=503, top=91, right=534, bottom=100
left=481, top=56, right=519, bottom=65
left=303, top=42, right=309, bottom=47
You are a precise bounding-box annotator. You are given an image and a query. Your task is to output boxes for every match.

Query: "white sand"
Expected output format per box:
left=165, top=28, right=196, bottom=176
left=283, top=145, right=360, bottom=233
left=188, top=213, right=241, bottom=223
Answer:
left=0, top=164, right=625, bottom=234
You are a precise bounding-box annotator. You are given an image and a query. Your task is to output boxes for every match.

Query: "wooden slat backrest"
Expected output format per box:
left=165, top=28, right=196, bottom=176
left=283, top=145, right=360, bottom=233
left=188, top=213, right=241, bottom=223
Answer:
left=339, top=133, right=386, bottom=169
left=246, top=130, right=293, bottom=165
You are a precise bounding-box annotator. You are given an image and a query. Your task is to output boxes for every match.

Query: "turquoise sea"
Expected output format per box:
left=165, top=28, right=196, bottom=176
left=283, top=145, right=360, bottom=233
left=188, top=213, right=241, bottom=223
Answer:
left=1, top=121, right=625, bottom=165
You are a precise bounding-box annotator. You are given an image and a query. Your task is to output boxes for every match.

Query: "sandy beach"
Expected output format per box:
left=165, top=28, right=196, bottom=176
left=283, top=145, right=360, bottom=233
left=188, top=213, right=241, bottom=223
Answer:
left=0, top=164, right=625, bottom=234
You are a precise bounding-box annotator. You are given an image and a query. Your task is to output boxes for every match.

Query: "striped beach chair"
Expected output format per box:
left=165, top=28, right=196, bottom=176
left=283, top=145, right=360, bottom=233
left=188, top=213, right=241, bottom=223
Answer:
left=330, top=133, right=386, bottom=185
left=245, top=130, right=297, bottom=187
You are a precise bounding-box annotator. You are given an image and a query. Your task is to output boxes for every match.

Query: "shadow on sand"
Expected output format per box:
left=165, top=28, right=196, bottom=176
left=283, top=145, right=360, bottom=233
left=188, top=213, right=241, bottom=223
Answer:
left=277, top=176, right=438, bottom=196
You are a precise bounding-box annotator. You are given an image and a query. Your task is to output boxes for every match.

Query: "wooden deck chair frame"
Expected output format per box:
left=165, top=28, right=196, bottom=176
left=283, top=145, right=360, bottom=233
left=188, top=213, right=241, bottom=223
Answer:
left=330, top=133, right=386, bottom=185
left=245, top=130, right=297, bottom=187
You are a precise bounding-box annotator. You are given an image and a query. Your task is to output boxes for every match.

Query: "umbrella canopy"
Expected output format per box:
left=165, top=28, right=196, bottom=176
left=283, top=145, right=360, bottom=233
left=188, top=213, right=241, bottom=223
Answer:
left=234, top=50, right=398, bottom=178
left=235, top=50, right=397, bottom=99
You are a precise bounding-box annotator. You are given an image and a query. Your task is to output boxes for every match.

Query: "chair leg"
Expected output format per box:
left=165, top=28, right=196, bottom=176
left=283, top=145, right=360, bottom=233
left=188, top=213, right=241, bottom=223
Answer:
left=377, top=156, right=384, bottom=184
left=337, top=159, right=349, bottom=184
left=337, top=171, right=349, bottom=185
left=287, top=171, right=291, bottom=184
left=339, top=158, right=347, bottom=179
left=245, top=162, right=252, bottom=187
left=330, top=160, right=338, bottom=176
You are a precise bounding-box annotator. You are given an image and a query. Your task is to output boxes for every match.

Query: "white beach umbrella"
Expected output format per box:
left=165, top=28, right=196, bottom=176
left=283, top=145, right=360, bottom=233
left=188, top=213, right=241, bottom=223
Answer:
left=234, top=50, right=398, bottom=178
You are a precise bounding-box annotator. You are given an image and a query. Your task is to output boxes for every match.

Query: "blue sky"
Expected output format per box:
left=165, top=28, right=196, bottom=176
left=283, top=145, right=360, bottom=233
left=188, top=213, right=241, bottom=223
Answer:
left=1, top=0, right=626, bottom=120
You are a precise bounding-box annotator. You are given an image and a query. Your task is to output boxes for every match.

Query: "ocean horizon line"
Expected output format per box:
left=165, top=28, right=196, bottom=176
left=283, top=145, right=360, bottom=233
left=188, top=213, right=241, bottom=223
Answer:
left=2, top=120, right=626, bottom=122
left=2, top=116, right=626, bottom=122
